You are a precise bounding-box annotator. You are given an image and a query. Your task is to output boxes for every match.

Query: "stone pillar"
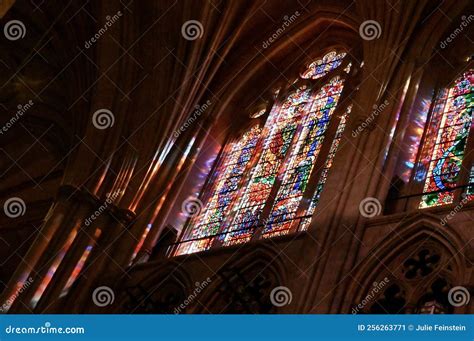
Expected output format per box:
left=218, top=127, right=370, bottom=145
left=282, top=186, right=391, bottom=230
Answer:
left=0, top=185, right=79, bottom=312
left=63, top=206, right=134, bottom=313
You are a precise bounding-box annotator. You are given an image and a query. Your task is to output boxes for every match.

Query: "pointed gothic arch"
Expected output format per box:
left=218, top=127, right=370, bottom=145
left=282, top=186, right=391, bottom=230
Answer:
left=189, top=244, right=288, bottom=314
left=347, top=213, right=471, bottom=314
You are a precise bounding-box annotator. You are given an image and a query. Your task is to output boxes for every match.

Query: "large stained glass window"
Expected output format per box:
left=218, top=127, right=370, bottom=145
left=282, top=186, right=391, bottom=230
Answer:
left=419, top=70, right=473, bottom=208
left=263, top=77, right=345, bottom=238
left=175, top=50, right=351, bottom=255
left=175, top=125, right=261, bottom=255
left=291, top=104, right=351, bottom=232
left=223, top=87, right=312, bottom=245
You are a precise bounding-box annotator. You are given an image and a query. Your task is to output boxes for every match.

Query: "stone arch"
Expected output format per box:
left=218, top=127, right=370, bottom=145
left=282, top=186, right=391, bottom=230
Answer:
left=347, top=213, right=471, bottom=314
left=114, top=260, right=193, bottom=314
left=190, top=243, right=288, bottom=313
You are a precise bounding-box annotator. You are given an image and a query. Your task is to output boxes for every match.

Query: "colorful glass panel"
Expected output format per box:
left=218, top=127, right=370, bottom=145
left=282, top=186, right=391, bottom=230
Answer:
left=222, top=87, right=312, bottom=245
left=263, top=77, right=345, bottom=237
left=175, top=125, right=261, bottom=255
left=175, top=52, right=349, bottom=255
left=420, top=70, right=473, bottom=208
left=299, top=105, right=352, bottom=231
left=465, top=165, right=474, bottom=201
left=414, top=90, right=448, bottom=182
left=301, top=51, right=346, bottom=79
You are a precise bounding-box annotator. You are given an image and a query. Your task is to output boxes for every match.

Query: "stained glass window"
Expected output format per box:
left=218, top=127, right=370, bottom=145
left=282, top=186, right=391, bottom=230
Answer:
left=298, top=104, right=351, bottom=231
left=222, top=78, right=348, bottom=244
left=223, top=87, right=312, bottom=245
left=263, top=78, right=345, bottom=238
left=175, top=50, right=349, bottom=255
left=419, top=70, right=473, bottom=208
left=466, top=165, right=474, bottom=201
left=301, top=51, right=347, bottom=79
left=175, top=125, right=261, bottom=255
left=414, top=91, right=448, bottom=183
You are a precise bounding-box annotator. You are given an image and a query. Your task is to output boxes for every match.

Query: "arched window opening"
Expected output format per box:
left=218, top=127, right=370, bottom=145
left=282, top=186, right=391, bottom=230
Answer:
left=352, top=240, right=462, bottom=315
left=301, top=51, right=347, bottom=79
left=262, top=79, right=347, bottom=238
left=419, top=70, right=473, bottom=208
left=175, top=125, right=262, bottom=255
left=174, top=50, right=353, bottom=255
